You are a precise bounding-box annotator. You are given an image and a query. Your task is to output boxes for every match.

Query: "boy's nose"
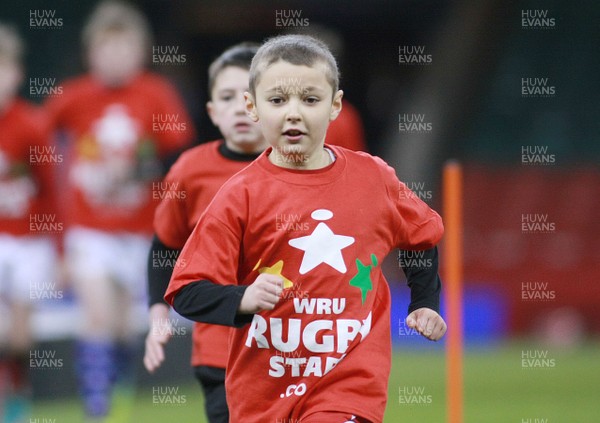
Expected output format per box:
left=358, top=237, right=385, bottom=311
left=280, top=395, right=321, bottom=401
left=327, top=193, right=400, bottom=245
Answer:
left=285, top=99, right=302, bottom=122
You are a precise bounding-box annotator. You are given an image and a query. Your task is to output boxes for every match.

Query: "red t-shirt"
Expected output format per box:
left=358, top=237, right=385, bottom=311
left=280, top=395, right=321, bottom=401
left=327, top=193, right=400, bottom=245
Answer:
left=166, top=145, right=443, bottom=422
left=0, top=99, right=56, bottom=236
left=154, top=140, right=255, bottom=368
left=45, top=72, right=195, bottom=233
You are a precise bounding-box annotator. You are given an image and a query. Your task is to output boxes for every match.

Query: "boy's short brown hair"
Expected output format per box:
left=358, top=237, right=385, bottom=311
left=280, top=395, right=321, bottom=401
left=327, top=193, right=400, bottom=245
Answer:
left=0, top=23, right=24, bottom=64
left=248, top=34, right=339, bottom=96
left=207, top=42, right=260, bottom=97
left=81, top=0, right=152, bottom=51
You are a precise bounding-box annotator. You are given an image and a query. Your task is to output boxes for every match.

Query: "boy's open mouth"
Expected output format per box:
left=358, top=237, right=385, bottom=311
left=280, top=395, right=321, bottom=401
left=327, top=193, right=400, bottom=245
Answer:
left=283, top=129, right=305, bottom=143
left=283, top=129, right=305, bottom=136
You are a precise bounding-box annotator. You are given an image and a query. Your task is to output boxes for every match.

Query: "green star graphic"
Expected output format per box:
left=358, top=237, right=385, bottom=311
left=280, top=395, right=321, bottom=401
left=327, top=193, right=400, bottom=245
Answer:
left=349, top=254, right=378, bottom=304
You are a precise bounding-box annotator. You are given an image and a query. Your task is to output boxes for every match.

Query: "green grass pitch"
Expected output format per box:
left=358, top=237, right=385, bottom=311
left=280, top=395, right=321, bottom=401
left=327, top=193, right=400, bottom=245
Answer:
left=30, top=342, right=599, bottom=422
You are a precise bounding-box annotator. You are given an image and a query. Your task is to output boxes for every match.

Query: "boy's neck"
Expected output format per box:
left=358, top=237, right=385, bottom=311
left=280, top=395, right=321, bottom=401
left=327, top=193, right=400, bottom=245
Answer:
left=269, top=146, right=334, bottom=170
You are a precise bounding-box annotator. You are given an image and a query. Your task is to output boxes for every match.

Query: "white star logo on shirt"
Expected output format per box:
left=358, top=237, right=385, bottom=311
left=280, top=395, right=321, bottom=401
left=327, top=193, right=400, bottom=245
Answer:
left=288, top=209, right=355, bottom=274
left=94, top=104, right=139, bottom=150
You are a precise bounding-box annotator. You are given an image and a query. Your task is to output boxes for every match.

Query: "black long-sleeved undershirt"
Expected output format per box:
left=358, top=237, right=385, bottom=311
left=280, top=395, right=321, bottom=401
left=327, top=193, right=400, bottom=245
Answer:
left=173, top=281, right=253, bottom=327
left=147, top=236, right=253, bottom=326
left=147, top=235, right=179, bottom=307
left=400, top=246, right=442, bottom=314
left=168, top=247, right=442, bottom=327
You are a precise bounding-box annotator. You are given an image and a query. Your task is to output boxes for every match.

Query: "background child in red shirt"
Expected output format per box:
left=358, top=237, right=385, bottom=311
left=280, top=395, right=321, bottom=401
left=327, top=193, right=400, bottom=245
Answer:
left=44, top=2, right=195, bottom=420
left=0, top=23, right=58, bottom=423
left=143, top=42, right=266, bottom=423
left=166, top=34, right=446, bottom=423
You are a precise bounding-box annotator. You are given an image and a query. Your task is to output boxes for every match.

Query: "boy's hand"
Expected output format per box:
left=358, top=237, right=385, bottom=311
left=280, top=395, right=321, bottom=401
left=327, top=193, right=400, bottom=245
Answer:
left=238, top=274, right=283, bottom=314
left=144, top=304, right=172, bottom=373
left=406, top=307, right=447, bottom=341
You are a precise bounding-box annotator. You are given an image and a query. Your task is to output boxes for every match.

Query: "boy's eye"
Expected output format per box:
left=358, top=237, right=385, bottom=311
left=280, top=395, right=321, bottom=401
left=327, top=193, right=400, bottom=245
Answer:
left=305, top=96, right=320, bottom=104
left=220, top=95, right=234, bottom=102
left=269, top=97, right=284, bottom=105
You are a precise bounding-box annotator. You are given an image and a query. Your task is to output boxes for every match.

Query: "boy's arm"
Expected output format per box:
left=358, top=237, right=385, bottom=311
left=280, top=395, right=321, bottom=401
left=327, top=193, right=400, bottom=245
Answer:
left=400, top=246, right=441, bottom=314
left=144, top=234, right=181, bottom=373
left=400, top=246, right=446, bottom=341
left=172, top=280, right=252, bottom=327
left=147, top=234, right=179, bottom=307
left=171, top=273, right=284, bottom=327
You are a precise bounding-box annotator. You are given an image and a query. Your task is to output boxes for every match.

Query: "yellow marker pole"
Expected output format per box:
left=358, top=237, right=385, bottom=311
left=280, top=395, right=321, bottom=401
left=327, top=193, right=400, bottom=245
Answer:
left=443, top=161, right=464, bottom=423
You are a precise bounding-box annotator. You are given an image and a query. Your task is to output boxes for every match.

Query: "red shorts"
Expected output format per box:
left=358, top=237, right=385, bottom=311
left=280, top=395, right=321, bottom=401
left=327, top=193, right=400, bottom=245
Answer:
left=300, top=412, right=372, bottom=423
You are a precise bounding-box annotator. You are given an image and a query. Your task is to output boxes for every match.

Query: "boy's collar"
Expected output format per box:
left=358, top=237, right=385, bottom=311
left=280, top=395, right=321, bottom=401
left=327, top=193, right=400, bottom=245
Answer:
left=257, top=144, right=346, bottom=185
left=218, top=141, right=263, bottom=162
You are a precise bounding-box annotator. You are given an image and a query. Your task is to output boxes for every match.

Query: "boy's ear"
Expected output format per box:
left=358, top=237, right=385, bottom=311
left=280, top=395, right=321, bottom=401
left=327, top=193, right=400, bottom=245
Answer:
left=206, top=101, right=218, bottom=126
left=329, top=90, right=343, bottom=122
left=244, top=91, right=259, bottom=122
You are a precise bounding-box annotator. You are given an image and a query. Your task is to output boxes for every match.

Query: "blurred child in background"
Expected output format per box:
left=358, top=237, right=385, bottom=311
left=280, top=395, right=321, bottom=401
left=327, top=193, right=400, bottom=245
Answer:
left=44, top=1, right=195, bottom=421
left=0, top=23, right=58, bottom=423
left=144, top=42, right=266, bottom=423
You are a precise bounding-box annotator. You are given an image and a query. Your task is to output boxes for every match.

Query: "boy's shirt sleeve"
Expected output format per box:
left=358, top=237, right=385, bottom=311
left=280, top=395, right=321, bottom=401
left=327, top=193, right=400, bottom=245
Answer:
left=377, top=159, right=444, bottom=249
left=164, top=188, right=243, bottom=305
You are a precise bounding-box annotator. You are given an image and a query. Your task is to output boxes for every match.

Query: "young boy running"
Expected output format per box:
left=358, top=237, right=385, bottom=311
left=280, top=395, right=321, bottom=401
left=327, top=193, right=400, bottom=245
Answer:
left=166, top=34, right=446, bottom=423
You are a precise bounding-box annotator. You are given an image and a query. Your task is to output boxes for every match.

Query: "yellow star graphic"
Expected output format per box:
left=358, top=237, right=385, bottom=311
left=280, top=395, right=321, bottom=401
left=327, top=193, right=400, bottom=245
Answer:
left=253, top=259, right=294, bottom=288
